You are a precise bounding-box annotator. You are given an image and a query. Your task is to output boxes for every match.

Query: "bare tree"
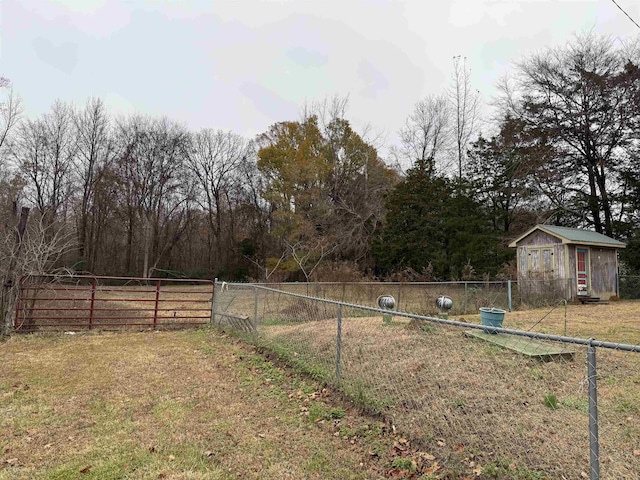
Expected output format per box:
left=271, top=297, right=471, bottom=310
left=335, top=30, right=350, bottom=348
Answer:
left=186, top=129, right=250, bottom=272
left=398, top=94, right=451, bottom=175
left=242, top=247, right=288, bottom=281
left=73, top=97, right=115, bottom=271
left=498, top=33, right=640, bottom=235
left=14, top=101, right=77, bottom=224
left=1, top=208, right=77, bottom=333
left=448, top=56, right=481, bottom=178
left=284, top=237, right=338, bottom=283
left=0, top=206, right=28, bottom=334
left=0, top=78, right=23, bottom=158
left=113, top=115, right=191, bottom=277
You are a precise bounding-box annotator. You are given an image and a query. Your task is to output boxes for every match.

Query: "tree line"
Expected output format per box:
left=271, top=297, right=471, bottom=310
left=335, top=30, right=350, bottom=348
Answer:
left=2, top=33, right=640, bottom=292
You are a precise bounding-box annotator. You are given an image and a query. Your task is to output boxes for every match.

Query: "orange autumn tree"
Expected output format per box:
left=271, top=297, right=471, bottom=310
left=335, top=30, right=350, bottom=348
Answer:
left=257, top=115, right=396, bottom=281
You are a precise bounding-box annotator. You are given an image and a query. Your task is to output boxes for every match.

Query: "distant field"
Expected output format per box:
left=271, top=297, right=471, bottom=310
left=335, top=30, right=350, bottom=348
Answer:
left=219, top=285, right=640, bottom=344
left=495, top=300, right=640, bottom=345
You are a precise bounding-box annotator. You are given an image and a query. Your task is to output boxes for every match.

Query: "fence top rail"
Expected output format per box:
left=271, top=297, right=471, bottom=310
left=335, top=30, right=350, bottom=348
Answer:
left=224, top=280, right=515, bottom=286
left=20, top=275, right=214, bottom=285
left=226, top=282, right=640, bottom=353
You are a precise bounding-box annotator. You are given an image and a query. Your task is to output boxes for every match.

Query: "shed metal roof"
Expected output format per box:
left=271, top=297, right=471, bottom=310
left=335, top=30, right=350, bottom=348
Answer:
left=508, top=224, right=626, bottom=249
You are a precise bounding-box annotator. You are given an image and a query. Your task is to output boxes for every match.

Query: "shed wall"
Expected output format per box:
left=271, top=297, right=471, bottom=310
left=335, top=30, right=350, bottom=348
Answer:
left=513, top=227, right=622, bottom=303
left=518, top=231, right=562, bottom=247
left=589, top=247, right=618, bottom=299
left=516, top=240, right=570, bottom=302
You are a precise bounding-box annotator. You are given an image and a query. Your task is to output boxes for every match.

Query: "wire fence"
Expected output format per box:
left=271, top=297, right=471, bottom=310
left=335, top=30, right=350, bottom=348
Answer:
left=213, top=281, right=640, bottom=480
left=242, top=277, right=619, bottom=314
left=253, top=281, right=515, bottom=315
left=619, top=275, right=640, bottom=300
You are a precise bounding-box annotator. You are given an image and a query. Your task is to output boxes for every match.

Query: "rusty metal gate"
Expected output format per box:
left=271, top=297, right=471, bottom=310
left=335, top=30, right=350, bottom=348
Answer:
left=14, top=275, right=214, bottom=331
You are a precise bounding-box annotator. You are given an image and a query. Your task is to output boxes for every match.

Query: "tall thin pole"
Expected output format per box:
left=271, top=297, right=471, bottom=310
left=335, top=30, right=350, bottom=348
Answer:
left=253, top=286, right=258, bottom=332
left=336, top=304, right=342, bottom=384
left=89, top=277, right=97, bottom=330
left=210, top=278, right=217, bottom=326
left=587, top=341, right=600, bottom=480
left=153, top=279, right=161, bottom=329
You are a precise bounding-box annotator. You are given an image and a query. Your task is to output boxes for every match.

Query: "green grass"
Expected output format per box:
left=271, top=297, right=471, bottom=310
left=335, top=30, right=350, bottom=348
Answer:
left=482, top=458, right=548, bottom=480
left=560, top=395, right=589, bottom=412
left=543, top=392, right=559, bottom=410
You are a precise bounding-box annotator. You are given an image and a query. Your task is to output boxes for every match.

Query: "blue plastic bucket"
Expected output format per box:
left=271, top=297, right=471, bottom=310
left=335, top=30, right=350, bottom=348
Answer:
left=479, top=307, right=506, bottom=334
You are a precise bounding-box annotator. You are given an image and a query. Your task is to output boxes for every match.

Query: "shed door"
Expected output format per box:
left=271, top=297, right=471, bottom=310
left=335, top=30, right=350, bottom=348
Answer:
left=577, top=248, right=589, bottom=295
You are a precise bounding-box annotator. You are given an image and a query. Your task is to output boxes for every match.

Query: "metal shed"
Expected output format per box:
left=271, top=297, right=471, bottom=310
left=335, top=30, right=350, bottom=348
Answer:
left=509, top=225, right=626, bottom=302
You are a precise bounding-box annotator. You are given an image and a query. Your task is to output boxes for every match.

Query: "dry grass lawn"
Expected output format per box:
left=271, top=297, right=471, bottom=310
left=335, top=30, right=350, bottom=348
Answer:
left=254, top=301, right=640, bottom=480
left=0, top=329, right=416, bottom=480
left=499, top=300, right=640, bottom=345
left=7, top=287, right=640, bottom=479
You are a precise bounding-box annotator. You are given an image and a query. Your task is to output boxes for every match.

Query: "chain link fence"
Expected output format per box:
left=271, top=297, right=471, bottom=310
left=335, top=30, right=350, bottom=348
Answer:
left=513, top=278, right=574, bottom=308
left=253, top=281, right=515, bottom=315
left=213, top=282, right=640, bottom=479
left=619, top=275, right=640, bottom=300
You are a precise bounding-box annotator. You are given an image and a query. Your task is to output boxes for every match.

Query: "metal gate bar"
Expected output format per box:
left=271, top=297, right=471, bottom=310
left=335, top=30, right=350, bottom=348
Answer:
left=14, top=275, right=214, bottom=331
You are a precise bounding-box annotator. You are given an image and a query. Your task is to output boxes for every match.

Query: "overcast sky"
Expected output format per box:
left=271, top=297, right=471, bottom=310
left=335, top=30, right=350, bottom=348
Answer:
left=2, top=0, right=640, bottom=147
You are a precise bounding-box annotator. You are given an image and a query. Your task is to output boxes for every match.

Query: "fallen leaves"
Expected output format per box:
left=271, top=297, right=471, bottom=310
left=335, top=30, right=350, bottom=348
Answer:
left=423, top=461, right=441, bottom=474
left=417, top=451, right=435, bottom=461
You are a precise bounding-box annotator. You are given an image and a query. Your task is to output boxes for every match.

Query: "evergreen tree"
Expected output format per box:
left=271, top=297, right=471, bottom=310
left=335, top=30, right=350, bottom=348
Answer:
left=373, top=161, right=504, bottom=279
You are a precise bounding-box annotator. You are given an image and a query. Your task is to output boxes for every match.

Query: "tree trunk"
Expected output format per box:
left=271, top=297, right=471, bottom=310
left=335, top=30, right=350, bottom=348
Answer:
left=142, top=216, right=150, bottom=278
left=1, top=207, right=30, bottom=335
left=126, top=214, right=135, bottom=275
left=585, top=161, right=602, bottom=233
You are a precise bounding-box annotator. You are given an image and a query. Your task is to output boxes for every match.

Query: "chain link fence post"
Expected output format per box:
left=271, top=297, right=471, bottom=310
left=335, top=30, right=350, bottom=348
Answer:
left=336, top=304, right=342, bottom=384
left=210, top=278, right=217, bottom=326
left=587, top=340, right=600, bottom=480
left=463, top=282, right=468, bottom=314
left=253, top=285, right=259, bottom=332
